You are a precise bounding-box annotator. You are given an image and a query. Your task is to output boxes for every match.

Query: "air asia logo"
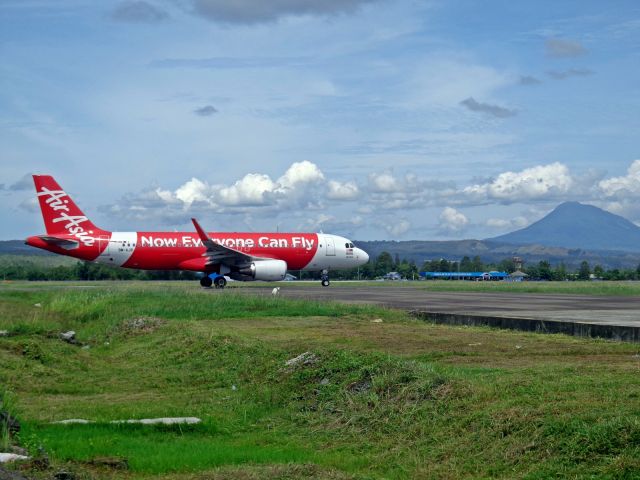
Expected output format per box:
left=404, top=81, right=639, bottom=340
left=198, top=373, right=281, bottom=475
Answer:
left=37, top=187, right=95, bottom=246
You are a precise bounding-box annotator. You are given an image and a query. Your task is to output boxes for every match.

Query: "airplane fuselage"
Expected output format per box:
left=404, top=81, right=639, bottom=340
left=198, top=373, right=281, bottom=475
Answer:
left=25, top=175, right=369, bottom=286
left=28, top=231, right=365, bottom=272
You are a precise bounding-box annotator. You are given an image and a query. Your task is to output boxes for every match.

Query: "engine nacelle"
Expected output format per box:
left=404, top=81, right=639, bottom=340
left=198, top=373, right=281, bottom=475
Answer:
left=235, top=260, right=287, bottom=281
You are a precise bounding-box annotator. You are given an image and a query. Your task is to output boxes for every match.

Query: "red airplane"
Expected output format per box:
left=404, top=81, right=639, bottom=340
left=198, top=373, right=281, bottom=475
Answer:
left=25, top=175, right=369, bottom=288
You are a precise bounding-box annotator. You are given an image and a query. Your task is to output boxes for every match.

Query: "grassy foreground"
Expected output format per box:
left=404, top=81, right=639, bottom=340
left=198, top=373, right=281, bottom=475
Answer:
left=0, top=283, right=639, bottom=479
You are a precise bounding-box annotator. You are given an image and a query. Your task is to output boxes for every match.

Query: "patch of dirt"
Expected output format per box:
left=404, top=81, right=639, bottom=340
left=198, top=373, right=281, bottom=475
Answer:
left=120, top=317, right=165, bottom=335
left=347, top=379, right=372, bottom=394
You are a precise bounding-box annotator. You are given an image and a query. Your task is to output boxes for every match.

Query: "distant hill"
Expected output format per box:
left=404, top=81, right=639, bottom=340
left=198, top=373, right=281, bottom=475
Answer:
left=489, top=202, right=640, bottom=252
left=0, top=240, right=53, bottom=256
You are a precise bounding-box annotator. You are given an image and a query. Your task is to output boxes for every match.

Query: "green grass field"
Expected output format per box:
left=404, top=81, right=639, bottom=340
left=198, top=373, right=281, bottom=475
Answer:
left=331, top=279, right=640, bottom=296
left=1, top=282, right=639, bottom=479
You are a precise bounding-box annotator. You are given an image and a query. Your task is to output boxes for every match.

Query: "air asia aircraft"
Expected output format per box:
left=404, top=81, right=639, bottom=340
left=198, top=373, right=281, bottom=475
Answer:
left=25, top=175, right=369, bottom=288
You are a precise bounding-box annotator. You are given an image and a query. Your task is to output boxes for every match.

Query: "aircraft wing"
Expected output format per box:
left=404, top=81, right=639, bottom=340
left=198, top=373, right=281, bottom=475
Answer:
left=191, top=218, right=264, bottom=266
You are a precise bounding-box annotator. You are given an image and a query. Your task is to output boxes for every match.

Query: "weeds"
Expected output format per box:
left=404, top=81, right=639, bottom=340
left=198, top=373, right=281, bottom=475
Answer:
left=0, top=387, right=18, bottom=450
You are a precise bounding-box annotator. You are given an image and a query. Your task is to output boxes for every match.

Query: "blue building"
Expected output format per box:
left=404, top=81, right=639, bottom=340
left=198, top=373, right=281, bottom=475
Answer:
left=419, top=271, right=509, bottom=281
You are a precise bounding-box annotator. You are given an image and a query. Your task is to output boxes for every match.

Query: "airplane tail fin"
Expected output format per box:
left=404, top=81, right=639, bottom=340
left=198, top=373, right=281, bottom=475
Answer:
left=32, top=175, right=105, bottom=236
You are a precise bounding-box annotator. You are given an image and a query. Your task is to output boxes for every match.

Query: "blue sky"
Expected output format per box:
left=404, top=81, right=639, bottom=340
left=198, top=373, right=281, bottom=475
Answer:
left=1, top=0, right=639, bottom=240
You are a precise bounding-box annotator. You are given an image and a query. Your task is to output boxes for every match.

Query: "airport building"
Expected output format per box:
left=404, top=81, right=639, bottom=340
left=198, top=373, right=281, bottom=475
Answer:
left=420, top=271, right=509, bottom=281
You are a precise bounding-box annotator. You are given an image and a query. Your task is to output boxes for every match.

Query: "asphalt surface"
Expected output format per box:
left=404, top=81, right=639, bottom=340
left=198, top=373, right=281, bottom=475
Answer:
left=242, top=284, right=640, bottom=328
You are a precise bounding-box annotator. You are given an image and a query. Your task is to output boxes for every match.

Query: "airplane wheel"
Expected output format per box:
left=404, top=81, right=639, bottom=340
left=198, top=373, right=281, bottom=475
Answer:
left=200, top=276, right=213, bottom=288
left=321, top=279, right=330, bottom=287
left=214, top=276, right=227, bottom=289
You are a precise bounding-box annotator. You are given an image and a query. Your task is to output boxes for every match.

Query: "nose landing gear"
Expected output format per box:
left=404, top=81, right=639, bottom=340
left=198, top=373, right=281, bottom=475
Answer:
left=321, top=269, right=330, bottom=287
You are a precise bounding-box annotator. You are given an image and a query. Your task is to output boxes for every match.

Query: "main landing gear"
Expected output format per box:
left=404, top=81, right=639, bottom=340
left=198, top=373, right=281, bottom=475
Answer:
left=321, top=269, right=330, bottom=287
left=200, top=275, right=227, bottom=289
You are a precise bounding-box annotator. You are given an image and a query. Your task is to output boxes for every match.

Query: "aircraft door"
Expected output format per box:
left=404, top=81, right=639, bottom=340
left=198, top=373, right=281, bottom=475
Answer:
left=325, top=236, right=335, bottom=256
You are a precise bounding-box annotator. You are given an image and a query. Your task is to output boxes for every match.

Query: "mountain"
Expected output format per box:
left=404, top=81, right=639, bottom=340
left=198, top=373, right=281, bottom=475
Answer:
left=488, top=202, right=640, bottom=253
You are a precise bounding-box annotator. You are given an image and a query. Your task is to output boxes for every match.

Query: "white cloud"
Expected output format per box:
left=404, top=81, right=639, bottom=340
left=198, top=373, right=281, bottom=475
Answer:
left=175, top=178, right=210, bottom=205
left=327, top=180, right=359, bottom=200
left=155, top=187, right=178, bottom=204
left=464, top=163, right=573, bottom=202
left=219, top=173, right=277, bottom=206
left=99, top=159, right=640, bottom=237
left=277, top=160, right=325, bottom=189
left=598, top=160, right=640, bottom=198
left=368, top=172, right=400, bottom=193
left=439, top=207, right=468, bottom=233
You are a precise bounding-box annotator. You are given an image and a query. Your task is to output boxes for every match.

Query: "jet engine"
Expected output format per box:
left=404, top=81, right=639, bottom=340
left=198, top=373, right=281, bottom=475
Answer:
left=233, top=259, right=287, bottom=281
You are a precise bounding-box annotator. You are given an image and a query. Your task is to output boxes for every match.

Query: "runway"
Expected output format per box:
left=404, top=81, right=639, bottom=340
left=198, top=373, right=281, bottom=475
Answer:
left=243, top=284, right=640, bottom=342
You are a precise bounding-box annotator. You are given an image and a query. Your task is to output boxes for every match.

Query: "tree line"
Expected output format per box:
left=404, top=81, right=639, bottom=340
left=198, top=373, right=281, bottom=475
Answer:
left=0, top=259, right=198, bottom=281
left=299, top=253, right=640, bottom=281
left=1, top=253, right=640, bottom=281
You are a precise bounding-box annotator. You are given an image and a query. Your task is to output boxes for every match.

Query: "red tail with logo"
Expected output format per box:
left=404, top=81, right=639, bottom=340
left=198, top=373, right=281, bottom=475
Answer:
left=33, top=175, right=109, bottom=242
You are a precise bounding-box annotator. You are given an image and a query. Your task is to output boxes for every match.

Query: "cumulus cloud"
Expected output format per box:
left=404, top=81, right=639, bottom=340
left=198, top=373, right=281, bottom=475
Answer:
left=327, top=180, right=359, bottom=200
left=547, top=68, right=594, bottom=80
left=104, top=161, right=329, bottom=226
left=460, top=97, right=517, bottom=118
left=545, top=38, right=587, bottom=58
left=194, top=105, right=218, bottom=116
left=110, top=1, right=169, bottom=23
left=175, top=177, right=210, bottom=205
left=219, top=173, right=277, bottom=206
left=463, top=163, right=574, bottom=203
left=98, top=158, right=640, bottom=236
left=186, top=0, right=376, bottom=24
left=438, top=207, right=468, bottom=234
left=598, top=160, right=640, bottom=198
left=278, top=160, right=325, bottom=189
left=368, top=172, right=400, bottom=193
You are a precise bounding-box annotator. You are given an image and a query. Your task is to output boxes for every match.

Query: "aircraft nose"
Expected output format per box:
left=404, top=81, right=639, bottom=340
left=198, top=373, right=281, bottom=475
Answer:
left=358, top=248, right=369, bottom=264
